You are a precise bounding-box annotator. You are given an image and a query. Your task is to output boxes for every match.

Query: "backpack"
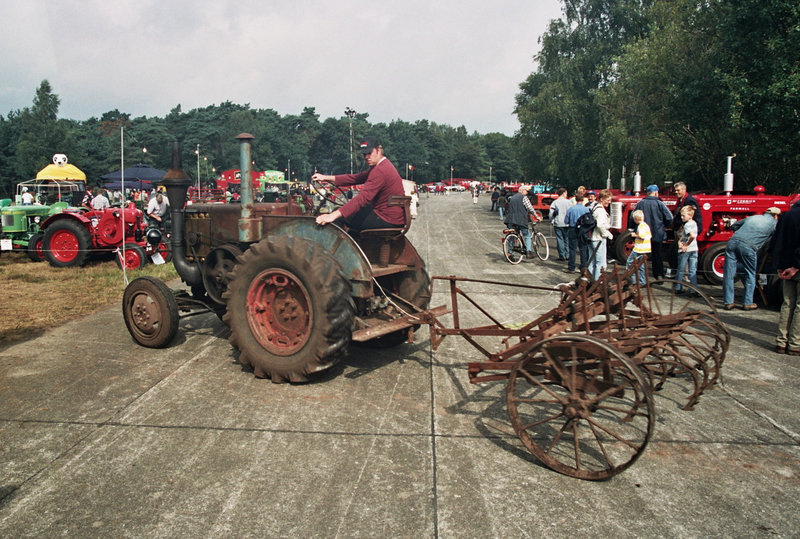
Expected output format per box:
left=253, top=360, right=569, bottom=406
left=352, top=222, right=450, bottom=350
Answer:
left=576, top=205, right=597, bottom=238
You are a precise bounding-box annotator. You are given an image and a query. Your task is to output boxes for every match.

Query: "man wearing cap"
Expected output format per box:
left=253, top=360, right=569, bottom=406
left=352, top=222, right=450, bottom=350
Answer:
left=630, top=185, right=673, bottom=279
left=20, top=187, right=34, bottom=205
left=722, top=207, right=781, bottom=310
left=504, top=185, right=537, bottom=256
left=312, top=136, right=405, bottom=233
left=584, top=191, right=597, bottom=206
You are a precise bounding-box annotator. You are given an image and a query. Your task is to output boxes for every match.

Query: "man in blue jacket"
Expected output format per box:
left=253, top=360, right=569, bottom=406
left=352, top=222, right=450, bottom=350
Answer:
left=630, top=185, right=673, bottom=279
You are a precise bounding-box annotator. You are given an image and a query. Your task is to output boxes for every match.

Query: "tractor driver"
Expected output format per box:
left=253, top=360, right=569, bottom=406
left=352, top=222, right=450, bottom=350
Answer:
left=312, top=136, right=405, bottom=235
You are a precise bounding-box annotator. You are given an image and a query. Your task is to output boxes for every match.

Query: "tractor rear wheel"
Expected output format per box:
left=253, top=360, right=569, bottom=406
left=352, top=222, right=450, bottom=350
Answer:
left=27, top=233, right=45, bottom=262
left=43, top=219, right=91, bottom=267
left=613, top=230, right=634, bottom=264
left=222, top=236, right=354, bottom=383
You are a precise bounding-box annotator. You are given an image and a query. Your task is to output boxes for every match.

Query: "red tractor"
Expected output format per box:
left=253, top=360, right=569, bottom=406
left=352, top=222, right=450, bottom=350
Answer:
left=609, top=172, right=800, bottom=284
left=39, top=205, right=171, bottom=269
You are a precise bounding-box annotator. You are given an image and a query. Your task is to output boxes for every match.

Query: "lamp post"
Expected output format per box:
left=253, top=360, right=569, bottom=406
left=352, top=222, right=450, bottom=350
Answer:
left=345, top=107, right=356, bottom=174
left=195, top=144, right=200, bottom=192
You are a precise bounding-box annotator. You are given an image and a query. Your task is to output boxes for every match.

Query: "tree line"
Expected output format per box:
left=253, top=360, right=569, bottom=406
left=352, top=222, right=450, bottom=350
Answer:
left=515, top=0, right=800, bottom=194
left=0, top=81, right=522, bottom=199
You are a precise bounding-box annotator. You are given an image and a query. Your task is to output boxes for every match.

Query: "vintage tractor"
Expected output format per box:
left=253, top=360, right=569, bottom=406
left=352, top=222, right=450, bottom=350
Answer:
left=607, top=161, right=800, bottom=285
left=38, top=203, right=171, bottom=269
left=122, top=136, right=437, bottom=382
left=0, top=179, right=84, bottom=261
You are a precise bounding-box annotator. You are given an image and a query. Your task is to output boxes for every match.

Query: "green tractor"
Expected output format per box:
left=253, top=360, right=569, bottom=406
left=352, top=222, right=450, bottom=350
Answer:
left=0, top=180, right=81, bottom=261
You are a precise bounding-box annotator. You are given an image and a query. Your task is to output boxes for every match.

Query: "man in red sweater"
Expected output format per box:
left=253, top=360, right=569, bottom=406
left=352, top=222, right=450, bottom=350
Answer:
left=312, top=136, right=405, bottom=233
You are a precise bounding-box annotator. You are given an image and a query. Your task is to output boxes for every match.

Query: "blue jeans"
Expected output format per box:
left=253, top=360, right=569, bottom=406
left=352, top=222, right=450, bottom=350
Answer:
left=626, top=251, right=647, bottom=285
left=675, top=250, right=698, bottom=291
left=722, top=238, right=757, bottom=305
left=554, top=226, right=569, bottom=259
left=516, top=225, right=532, bottom=253
left=589, top=239, right=607, bottom=280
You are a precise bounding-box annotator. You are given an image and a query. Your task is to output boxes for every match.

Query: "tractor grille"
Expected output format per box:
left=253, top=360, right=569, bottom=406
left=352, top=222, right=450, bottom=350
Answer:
left=1, top=214, right=14, bottom=227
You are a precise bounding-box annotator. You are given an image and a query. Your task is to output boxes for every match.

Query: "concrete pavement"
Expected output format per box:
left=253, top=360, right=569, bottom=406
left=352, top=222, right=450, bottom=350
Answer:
left=1, top=192, right=799, bottom=537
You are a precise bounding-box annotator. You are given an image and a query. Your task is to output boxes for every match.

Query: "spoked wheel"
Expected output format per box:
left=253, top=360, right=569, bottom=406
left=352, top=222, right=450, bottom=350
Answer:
left=636, top=278, right=719, bottom=317
left=309, top=181, right=350, bottom=216
left=222, top=236, right=354, bottom=383
left=503, top=232, right=525, bottom=264
left=202, top=244, right=243, bottom=304
left=533, top=231, right=549, bottom=261
left=506, top=334, right=655, bottom=480
left=122, top=276, right=180, bottom=348
left=116, top=243, right=147, bottom=270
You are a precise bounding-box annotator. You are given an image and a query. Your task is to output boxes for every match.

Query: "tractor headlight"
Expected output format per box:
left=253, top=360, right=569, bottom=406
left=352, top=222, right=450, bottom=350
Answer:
left=33, top=216, right=41, bottom=224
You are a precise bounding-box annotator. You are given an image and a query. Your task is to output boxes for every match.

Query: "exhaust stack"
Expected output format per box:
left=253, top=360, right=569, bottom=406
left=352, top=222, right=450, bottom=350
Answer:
left=724, top=155, right=735, bottom=195
left=161, top=141, right=202, bottom=286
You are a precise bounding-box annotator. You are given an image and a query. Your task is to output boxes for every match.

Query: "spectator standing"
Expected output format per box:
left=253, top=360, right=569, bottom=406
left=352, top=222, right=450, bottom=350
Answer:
left=564, top=194, right=590, bottom=273
left=588, top=190, right=613, bottom=280
left=497, top=189, right=508, bottom=221
left=626, top=209, right=651, bottom=285
left=674, top=205, right=699, bottom=294
left=771, top=200, right=800, bottom=355
left=490, top=188, right=499, bottom=212
left=585, top=191, right=597, bottom=206
left=672, top=181, right=702, bottom=235
left=631, top=184, right=673, bottom=279
left=549, top=188, right=571, bottom=261
left=722, top=207, right=781, bottom=310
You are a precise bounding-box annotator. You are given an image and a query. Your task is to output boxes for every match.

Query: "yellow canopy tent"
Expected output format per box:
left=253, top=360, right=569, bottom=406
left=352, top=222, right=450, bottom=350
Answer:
left=35, top=163, right=86, bottom=181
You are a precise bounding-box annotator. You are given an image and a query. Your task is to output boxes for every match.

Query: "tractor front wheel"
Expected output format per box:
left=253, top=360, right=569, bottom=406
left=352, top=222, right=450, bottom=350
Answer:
left=122, top=276, right=180, bottom=348
left=116, top=243, right=147, bottom=270
left=27, top=233, right=45, bottom=262
left=222, top=236, right=354, bottom=383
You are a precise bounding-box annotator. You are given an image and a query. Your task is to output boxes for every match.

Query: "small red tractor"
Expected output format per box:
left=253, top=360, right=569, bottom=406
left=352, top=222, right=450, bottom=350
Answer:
left=39, top=204, right=171, bottom=269
left=608, top=163, right=800, bottom=285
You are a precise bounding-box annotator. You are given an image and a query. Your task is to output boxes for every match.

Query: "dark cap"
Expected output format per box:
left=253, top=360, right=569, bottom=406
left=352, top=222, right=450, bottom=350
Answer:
left=357, top=136, right=380, bottom=154
left=646, top=184, right=659, bottom=193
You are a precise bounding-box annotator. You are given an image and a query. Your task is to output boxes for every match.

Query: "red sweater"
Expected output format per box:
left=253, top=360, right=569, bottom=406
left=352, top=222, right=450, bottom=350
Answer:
left=334, top=158, right=405, bottom=225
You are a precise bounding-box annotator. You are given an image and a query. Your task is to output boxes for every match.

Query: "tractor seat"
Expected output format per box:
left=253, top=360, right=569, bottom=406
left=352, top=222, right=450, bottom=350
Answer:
left=359, top=195, right=412, bottom=267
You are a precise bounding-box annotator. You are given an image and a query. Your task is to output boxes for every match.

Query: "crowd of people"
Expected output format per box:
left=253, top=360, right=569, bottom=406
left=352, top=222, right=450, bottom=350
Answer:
left=80, top=185, right=171, bottom=227
left=488, top=181, right=800, bottom=356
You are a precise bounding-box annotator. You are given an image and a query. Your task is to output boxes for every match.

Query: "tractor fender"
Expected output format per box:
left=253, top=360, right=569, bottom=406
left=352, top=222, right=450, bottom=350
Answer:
left=39, top=211, right=92, bottom=233
left=268, top=219, right=374, bottom=298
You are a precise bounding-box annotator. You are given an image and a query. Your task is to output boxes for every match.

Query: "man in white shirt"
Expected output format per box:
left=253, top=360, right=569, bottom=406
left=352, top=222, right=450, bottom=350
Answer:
left=91, top=189, right=110, bottom=210
left=146, top=192, right=170, bottom=226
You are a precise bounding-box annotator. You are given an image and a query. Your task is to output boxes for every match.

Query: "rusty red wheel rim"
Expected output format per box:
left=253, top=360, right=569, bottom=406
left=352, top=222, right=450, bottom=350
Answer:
left=246, top=269, right=312, bottom=355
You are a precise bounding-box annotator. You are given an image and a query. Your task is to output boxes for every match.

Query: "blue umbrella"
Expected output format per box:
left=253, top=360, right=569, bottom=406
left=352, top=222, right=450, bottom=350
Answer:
left=100, top=163, right=166, bottom=183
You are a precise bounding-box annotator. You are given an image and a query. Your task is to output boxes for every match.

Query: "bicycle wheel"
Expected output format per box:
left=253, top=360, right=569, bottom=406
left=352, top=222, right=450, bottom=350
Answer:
left=503, top=233, right=525, bottom=264
left=533, top=231, right=550, bottom=261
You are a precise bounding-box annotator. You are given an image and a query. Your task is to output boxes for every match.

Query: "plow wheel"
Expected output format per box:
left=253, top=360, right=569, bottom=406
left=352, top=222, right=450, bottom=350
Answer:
left=638, top=278, right=719, bottom=318
left=122, top=276, right=179, bottom=348
left=202, top=244, right=243, bottom=304
left=222, top=236, right=354, bottom=383
left=506, top=334, right=655, bottom=480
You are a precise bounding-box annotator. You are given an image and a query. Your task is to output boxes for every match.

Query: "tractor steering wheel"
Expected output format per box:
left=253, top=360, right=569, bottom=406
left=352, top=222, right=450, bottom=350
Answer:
left=308, top=180, right=350, bottom=216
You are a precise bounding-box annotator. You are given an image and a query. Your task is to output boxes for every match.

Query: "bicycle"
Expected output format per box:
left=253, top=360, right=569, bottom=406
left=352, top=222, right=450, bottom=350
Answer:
left=503, top=211, right=550, bottom=264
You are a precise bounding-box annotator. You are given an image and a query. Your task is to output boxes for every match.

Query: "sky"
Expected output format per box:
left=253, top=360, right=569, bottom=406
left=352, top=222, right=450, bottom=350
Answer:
left=0, top=0, right=563, bottom=136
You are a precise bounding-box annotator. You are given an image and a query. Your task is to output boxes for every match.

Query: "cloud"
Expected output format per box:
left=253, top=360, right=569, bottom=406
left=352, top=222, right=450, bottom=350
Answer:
left=0, top=0, right=562, bottom=135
